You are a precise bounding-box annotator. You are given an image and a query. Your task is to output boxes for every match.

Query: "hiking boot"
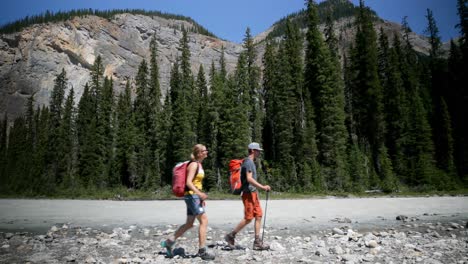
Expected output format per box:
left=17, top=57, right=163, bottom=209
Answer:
left=253, top=238, right=270, bottom=251
left=197, top=247, right=215, bottom=260
left=224, top=233, right=236, bottom=248
left=160, top=239, right=175, bottom=257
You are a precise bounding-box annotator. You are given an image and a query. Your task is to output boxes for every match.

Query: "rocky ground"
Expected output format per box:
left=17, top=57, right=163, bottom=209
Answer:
left=1, top=217, right=467, bottom=264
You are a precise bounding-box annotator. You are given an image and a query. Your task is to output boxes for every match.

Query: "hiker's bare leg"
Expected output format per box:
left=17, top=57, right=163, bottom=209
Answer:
left=254, top=216, right=262, bottom=238
left=196, top=213, right=208, bottom=248
left=173, top=215, right=196, bottom=240
left=232, top=218, right=252, bottom=234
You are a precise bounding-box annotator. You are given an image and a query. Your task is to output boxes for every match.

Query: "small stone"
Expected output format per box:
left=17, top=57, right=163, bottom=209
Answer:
left=379, top=231, right=389, bottom=237
left=84, top=256, right=96, bottom=263
left=396, top=215, right=408, bottom=221
left=367, top=240, right=378, bottom=248
left=315, top=248, right=329, bottom=256
left=64, top=255, right=76, bottom=262
left=131, top=257, right=142, bottom=263
left=116, top=258, right=128, bottom=264
left=270, top=241, right=286, bottom=251
left=332, top=228, right=344, bottom=235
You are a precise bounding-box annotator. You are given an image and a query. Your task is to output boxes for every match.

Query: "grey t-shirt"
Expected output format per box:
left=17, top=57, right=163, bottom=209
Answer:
left=241, top=158, right=257, bottom=193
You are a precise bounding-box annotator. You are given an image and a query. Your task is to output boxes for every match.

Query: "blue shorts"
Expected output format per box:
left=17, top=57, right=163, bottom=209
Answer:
left=184, top=194, right=205, bottom=216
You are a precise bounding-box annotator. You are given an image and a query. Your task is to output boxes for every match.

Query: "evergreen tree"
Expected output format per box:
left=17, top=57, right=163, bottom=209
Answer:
left=114, top=80, right=137, bottom=188
left=348, top=0, right=387, bottom=187
left=169, top=29, right=196, bottom=164
left=164, top=59, right=180, bottom=183
left=378, top=31, right=407, bottom=187
left=195, top=64, right=218, bottom=190
left=196, top=65, right=208, bottom=144
left=148, top=36, right=163, bottom=188
left=379, top=145, right=399, bottom=192
left=6, top=116, right=28, bottom=193
left=89, top=56, right=108, bottom=188
left=425, top=9, right=442, bottom=60
left=218, top=53, right=250, bottom=172
left=448, top=39, right=467, bottom=181
left=456, top=0, right=468, bottom=183
left=424, top=8, right=457, bottom=187
left=24, top=95, right=36, bottom=191
left=58, top=88, right=78, bottom=190
left=324, top=14, right=339, bottom=58
left=205, top=52, right=228, bottom=190
left=33, top=107, right=51, bottom=194
left=77, top=75, right=102, bottom=188
left=268, top=20, right=304, bottom=191
left=435, top=99, right=456, bottom=176
left=394, top=29, right=437, bottom=188
left=304, top=0, right=348, bottom=191
left=262, top=40, right=279, bottom=162
left=161, top=78, right=174, bottom=185
left=100, top=77, right=115, bottom=188
left=47, top=69, right=67, bottom=185
left=243, top=28, right=263, bottom=143
left=134, top=59, right=152, bottom=188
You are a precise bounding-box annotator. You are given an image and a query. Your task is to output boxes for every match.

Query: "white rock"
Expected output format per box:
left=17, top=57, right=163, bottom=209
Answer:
left=333, top=228, right=344, bottom=235
left=270, top=241, right=286, bottom=251
left=366, top=240, right=378, bottom=248
left=84, top=255, right=96, bottom=263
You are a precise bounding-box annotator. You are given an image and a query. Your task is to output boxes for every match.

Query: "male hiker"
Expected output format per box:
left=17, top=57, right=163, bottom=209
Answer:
left=225, top=142, right=271, bottom=250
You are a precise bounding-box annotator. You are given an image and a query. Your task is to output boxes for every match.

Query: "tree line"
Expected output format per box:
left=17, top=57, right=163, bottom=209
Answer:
left=0, top=8, right=217, bottom=38
left=0, top=0, right=467, bottom=196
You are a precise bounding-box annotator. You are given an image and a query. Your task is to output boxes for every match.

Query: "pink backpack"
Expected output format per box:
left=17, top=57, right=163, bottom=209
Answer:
left=172, top=161, right=198, bottom=197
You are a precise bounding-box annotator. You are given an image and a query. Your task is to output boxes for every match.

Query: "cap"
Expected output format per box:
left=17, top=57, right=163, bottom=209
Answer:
left=248, top=142, right=263, bottom=151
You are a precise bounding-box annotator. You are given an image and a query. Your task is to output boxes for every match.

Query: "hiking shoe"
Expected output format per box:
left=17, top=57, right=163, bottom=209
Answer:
left=253, top=238, right=270, bottom=251
left=197, top=247, right=215, bottom=260
left=224, top=233, right=236, bottom=248
left=160, top=239, right=175, bottom=257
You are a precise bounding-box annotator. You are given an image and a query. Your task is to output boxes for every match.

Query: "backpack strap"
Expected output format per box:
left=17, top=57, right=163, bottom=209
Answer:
left=185, top=161, right=199, bottom=192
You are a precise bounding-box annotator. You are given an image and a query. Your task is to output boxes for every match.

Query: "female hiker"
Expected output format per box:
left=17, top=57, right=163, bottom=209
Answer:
left=161, top=144, right=215, bottom=260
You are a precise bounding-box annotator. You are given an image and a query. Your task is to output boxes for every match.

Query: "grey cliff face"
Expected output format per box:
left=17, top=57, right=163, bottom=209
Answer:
left=0, top=14, right=242, bottom=118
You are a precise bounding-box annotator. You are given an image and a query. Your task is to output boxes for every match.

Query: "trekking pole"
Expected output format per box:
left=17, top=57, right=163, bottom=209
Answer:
left=261, top=190, right=269, bottom=243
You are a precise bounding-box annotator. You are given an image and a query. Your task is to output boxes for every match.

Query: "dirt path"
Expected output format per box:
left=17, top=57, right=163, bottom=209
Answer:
left=1, top=196, right=467, bottom=233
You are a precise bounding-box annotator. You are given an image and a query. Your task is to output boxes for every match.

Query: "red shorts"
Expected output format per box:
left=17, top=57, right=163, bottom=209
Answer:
left=241, top=192, right=263, bottom=220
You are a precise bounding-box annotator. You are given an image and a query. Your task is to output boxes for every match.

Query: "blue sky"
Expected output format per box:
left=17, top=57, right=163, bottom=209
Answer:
left=0, top=0, right=460, bottom=44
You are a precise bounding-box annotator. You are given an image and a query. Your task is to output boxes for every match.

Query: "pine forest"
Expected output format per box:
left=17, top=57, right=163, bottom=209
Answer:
left=0, top=0, right=467, bottom=197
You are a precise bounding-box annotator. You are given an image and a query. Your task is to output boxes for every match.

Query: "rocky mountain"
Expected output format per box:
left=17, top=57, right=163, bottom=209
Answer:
left=0, top=13, right=242, bottom=119
left=0, top=5, right=444, bottom=119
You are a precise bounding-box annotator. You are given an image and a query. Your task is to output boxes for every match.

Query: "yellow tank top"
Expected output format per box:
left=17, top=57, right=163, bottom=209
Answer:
left=185, top=162, right=204, bottom=195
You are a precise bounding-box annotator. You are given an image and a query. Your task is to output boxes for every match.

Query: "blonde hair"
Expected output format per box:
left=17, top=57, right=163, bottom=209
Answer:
left=190, top=144, right=206, bottom=161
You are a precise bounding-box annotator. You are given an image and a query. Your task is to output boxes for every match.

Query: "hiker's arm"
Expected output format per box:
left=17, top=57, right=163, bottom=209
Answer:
left=186, top=162, right=208, bottom=200
left=246, top=171, right=271, bottom=191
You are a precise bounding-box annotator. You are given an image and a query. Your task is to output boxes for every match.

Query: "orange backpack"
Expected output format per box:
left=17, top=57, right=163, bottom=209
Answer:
left=229, top=159, right=244, bottom=195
